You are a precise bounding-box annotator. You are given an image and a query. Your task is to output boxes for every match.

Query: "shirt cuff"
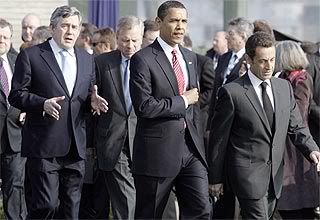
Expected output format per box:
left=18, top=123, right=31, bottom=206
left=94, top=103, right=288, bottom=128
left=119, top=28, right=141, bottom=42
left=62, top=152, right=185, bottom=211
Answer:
left=181, top=95, right=188, bottom=109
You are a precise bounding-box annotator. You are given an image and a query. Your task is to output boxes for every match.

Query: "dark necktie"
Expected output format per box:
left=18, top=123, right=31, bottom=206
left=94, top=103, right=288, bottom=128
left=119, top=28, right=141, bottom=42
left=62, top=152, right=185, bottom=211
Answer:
left=261, top=82, right=274, bottom=131
left=123, top=59, right=132, bottom=113
left=172, top=49, right=185, bottom=95
left=0, top=58, right=9, bottom=99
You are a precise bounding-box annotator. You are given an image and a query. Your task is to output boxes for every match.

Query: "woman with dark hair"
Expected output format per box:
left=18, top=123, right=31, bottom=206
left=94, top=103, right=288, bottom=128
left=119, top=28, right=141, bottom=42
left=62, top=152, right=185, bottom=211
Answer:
left=275, top=40, right=317, bottom=219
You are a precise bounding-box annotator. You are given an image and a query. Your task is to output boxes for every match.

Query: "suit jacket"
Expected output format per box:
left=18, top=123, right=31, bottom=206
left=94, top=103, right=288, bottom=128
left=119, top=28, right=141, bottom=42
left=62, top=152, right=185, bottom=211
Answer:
left=94, top=50, right=137, bottom=171
left=208, top=73, right=319, bottom=200
left=207, top=51, right=245, bottom=129
left=8, top=39, right=94, bottom=159
left=130, top=40, right=206, bottom=177
left=205, top=48, right=216, bottom=60
left=307, top=52, right=320, bottom=146
left=0, top=49, right=22, bottom=154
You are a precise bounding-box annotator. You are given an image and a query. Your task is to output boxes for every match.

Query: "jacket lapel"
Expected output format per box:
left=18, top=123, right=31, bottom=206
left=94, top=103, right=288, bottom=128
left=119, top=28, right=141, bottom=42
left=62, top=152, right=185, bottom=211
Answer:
left=153, top=41, right=180, bottom=95
left=109, top=51, right=127, bottom=113
left=243, top=74, right=272, bottom=135
left=180, top=46, right=196, bottom=89
left=40, top=41, right=70, bottom=97
left=71, top=48, right=85, bottom=98
left=271, top=77, right=281, bottom=133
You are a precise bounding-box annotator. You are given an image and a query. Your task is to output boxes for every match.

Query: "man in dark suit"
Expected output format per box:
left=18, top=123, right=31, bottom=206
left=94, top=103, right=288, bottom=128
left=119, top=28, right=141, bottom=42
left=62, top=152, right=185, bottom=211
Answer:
left=94, top=16, right=144, bottom=219
left=0, top=18, right=27, bottom=220
left=205, top=31, right=228, bottom=70
left=207, top=17, right=253, bottom=126
left=208, top=32, right=320, bottom=219
left=8, top=6, right=107, bottom=219
left=130, top=1, right=211, bottom=219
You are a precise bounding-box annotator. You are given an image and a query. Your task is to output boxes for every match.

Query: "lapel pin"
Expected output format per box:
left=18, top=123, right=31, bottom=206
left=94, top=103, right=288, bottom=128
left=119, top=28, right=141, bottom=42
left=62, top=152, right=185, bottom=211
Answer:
left=188, top=61, right=192, bottom=65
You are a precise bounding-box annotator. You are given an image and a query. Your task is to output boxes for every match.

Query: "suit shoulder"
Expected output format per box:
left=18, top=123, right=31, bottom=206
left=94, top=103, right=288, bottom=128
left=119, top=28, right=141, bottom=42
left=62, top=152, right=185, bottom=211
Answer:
left=95, top=50, right=121, bottom=67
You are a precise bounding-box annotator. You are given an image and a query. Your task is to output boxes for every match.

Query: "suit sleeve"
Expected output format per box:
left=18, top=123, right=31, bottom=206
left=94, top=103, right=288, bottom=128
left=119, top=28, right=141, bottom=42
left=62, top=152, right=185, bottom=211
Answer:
left=8, top=49, right=47, bottom=113
left=287, top=80, right=319, bottom=159
left=129, top=52, right=186, bottom=119
left=207, top=86, right=234, bottom=184
left=198, top=57, right=214, bottom=109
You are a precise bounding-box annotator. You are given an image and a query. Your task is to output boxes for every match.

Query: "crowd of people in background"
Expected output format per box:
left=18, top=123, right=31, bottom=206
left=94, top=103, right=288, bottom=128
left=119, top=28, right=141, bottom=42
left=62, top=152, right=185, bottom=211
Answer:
left=0, top=1, right=320, bottom=219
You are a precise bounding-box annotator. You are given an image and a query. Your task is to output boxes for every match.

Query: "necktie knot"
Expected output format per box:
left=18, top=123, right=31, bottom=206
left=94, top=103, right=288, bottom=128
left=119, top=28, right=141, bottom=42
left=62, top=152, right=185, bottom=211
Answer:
left=172, top=49, right=177, bottom=56
left=261, top=81, right=268, bottom=90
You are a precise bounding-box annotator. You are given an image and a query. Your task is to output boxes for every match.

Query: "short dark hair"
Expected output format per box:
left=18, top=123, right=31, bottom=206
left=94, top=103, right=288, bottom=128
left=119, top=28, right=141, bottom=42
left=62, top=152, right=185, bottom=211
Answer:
left=245, top=31, right=274, bottom=60
left=143, top=20, right=159, bottom=36
left=80, top=23, right=97, bottom=41
left=157, top=1, right=186, bottom=20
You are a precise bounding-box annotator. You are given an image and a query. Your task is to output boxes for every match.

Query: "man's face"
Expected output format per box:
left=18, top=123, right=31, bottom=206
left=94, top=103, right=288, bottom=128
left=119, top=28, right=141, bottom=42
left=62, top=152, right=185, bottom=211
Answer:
left=22, top=16, right=40, bottom=42
left=157, top=8, right=187, bottom=47
left=213, top=32, right=228, bottom=55
left=247, top=46, right=275, bottom=81
left=142, top=30, right=159, bottom=48
left=0, top=26, right=11, bottom=56
left=117, top=26, right=142, bottom=59
left=226, top=26, right=244, bottom=53
left=51, top=15, right=80, bottom=50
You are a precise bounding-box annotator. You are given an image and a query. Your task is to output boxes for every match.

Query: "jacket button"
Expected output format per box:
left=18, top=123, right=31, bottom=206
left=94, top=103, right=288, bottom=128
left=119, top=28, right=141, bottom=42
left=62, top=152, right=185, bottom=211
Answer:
left=267, top=160, right=272, bottom=165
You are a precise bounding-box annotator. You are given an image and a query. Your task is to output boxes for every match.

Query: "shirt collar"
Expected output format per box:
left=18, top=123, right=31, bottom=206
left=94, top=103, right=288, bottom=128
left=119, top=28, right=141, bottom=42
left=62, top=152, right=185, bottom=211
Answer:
left=157, top=36, right=181, bottom=56
left=233, top=47, right=245, bottom=59
left=0, top=53, right=9, bottom=64
left=248, top=69, right=271, bottom=88
left=49, top=38, right=75, bottom=57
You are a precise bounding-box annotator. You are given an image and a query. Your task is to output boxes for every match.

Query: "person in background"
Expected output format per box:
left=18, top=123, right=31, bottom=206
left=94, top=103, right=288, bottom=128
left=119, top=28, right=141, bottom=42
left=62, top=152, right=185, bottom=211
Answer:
left=30, top=25, right=51, bottom=46
left=142, top=19, right=160, bottom=48
left=20, top=13, right=40, bottom=50
left=75, top=22, right=111, bottom=219
left=275, top=40, right=318, bottom=219
left=253, top=19, right=274, bottom=39
left=92, top=27, right=116, bottom=55
left=95, top=16, right=144, bottom=219
left=0, top=18, right=27, bottom=220
left=205, top=31, right=228, bottom=70
left=8, top=6, right=108, bottom=219
left=75, top=22, right=97, bottom=55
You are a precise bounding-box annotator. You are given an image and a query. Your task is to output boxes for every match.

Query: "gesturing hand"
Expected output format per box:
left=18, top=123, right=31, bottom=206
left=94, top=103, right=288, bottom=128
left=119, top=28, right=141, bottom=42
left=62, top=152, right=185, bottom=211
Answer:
left=309, top=151, right=320, bottom=172
left=91, top=85, right=108, bottom=115
left=43, top=96, right=65, bottom=120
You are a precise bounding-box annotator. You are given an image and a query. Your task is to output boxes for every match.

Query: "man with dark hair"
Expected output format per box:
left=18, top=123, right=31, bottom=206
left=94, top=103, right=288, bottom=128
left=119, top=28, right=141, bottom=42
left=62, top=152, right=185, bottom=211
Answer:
left=142, top=19, right=159, bottom=48
left=130, top=1, right=211, bottom=219
left=92, top=27, right=116, bottom=55
left=8, top=5, right=107, bottom=219
left=208, top=32, right=320, bottom=219
left=75, top=22, right=97, bottom=54
left=0, top=18, right=27, bottom=220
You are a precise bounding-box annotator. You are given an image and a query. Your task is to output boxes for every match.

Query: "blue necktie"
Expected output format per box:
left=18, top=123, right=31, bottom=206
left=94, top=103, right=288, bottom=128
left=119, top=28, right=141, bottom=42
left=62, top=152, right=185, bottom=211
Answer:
left=60, top=50, right=76, bottom=95
left=123, top=59, right=132, bottom=113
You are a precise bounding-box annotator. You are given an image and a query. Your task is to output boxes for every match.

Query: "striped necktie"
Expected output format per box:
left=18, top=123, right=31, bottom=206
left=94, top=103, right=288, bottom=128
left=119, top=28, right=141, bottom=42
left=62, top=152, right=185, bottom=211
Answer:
left=172, top=49, right=185, bottom=95
left=0, top=57, right=9, bottom=99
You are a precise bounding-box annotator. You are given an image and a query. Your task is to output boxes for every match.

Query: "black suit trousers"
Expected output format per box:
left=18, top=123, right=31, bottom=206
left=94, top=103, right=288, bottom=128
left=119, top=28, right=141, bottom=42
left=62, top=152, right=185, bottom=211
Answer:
left=26, top=156, right=85, bottom=219
left=134, top=130, right=211, bottom=219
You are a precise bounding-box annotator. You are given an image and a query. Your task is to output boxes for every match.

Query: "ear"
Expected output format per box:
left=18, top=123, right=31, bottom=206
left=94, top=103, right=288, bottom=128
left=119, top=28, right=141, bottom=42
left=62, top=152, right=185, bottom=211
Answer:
left=155, top=17, right=161, bottom=25
left=244, top=54, right=252, bottom=65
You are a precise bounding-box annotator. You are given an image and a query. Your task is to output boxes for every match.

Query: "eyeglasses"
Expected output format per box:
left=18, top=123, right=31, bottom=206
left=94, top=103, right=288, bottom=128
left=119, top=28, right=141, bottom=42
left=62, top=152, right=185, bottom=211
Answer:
left=92, top=41, right=106, bottom=47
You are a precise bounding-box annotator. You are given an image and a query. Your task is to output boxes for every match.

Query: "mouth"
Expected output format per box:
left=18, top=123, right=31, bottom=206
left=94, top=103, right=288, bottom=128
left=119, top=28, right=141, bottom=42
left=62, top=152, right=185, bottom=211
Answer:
left=173, top=33, right=184, bottom=38
left=64, top=37, right=74, bottom=42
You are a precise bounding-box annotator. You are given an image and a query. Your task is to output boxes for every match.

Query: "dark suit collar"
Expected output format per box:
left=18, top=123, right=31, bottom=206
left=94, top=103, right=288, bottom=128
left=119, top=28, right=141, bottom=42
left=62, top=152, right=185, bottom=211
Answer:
left=151, top=40, right=196, bottom=95
left=242, top=73, right=272, bottom=135
left=108, top=50, right=129, bottom=114
left=39, top=39, right=85, bottom=98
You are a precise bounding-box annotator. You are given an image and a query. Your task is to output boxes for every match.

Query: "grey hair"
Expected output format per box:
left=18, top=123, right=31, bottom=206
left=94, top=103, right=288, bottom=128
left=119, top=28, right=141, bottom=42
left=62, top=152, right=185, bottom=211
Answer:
left=228, top=17, right=254, bottom=41
left=275, top=40, right=309, bottom=72
left=0, top=18, right=13, bottom=35
left=50, top=5, right=82, bottom=28
left=116, top=16, right=144, bottom=37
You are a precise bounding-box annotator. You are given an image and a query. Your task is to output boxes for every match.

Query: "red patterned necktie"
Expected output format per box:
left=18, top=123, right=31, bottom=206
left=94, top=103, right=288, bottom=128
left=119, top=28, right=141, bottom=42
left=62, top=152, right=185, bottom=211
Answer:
left=0, top=58, right=9, bottom=98
left=172, top=49, right=185, bottom=95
